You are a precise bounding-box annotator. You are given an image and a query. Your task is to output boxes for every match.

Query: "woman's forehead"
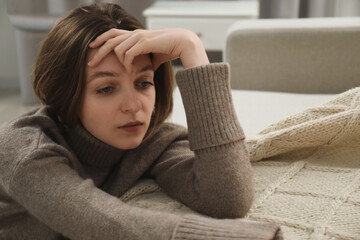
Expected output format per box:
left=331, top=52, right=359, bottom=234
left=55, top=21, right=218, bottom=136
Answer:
left=85, top=50, right=153, bottom=81
left=87, top=48, right=151, bottom=66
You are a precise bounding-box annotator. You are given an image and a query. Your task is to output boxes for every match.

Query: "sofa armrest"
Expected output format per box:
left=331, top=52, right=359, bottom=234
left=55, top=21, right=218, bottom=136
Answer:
left=224, top=17, right=360, bottom=93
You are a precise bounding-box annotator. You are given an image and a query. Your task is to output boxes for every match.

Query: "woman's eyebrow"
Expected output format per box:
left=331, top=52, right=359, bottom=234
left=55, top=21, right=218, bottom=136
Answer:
left=137, top=65, right=154, bottom=74
left=88, top=65, right=153, bottom=82
left=88, top=71, right=119, bottom=82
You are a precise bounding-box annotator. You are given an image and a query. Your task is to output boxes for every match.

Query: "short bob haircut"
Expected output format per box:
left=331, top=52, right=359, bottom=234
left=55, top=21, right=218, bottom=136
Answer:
left=33, top=3, right=174, bottom=140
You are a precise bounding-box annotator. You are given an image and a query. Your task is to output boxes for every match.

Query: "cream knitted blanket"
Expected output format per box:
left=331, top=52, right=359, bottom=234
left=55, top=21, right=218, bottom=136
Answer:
left=120, top=87, right=360, bottom=240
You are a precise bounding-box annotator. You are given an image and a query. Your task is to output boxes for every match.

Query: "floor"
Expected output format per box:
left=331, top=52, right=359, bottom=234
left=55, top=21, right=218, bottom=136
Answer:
left=0, top=90, right=40, bottom=125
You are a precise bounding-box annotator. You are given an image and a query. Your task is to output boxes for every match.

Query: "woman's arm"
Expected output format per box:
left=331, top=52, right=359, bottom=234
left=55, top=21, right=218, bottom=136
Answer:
left=150, top=63, right=254, bottom=218
left=3, top=143, right=181, bottom=240
left=89, top=28, right=254, bottom=219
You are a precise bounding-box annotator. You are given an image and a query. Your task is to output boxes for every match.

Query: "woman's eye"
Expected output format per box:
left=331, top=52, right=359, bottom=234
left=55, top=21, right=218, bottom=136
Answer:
left=96, top=86, right=113, bottom=94
left=137, top=81, right=154, bottom=88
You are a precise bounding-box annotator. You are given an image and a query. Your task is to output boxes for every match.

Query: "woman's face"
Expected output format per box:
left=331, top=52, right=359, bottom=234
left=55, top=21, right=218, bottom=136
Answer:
left=79, top=49, right=155, bottom=149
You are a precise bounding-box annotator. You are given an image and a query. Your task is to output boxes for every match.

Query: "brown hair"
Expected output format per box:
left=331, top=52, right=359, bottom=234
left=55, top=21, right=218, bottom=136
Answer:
left=33, top=3, right=173, bottom=140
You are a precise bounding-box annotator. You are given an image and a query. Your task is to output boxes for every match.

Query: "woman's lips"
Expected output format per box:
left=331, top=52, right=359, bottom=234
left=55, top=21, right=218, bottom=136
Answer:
left=118, top=121, right=143, bottom=132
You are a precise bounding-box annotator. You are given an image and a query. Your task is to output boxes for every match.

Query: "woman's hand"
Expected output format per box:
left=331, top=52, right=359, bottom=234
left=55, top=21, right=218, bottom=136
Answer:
left=88, top=28, right=210, bottom=71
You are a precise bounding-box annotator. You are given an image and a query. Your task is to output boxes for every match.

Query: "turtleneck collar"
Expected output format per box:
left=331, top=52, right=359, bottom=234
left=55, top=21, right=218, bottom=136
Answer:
left=64, top=123, right=126, bottom=167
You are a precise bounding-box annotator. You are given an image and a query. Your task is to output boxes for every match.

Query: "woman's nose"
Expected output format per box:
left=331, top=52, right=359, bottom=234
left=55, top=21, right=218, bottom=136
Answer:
left=120, top=88, right=142, bottom=113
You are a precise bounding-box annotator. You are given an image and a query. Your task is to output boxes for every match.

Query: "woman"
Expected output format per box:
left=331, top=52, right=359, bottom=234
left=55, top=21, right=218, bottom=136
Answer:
left=0, top=3, right=282, bottom=240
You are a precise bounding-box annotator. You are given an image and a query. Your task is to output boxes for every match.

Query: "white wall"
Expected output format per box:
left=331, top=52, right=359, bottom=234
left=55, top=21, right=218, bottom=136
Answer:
left=120, top=0, right=157, bottom=25
left=0, top=0, right=19, bottom=89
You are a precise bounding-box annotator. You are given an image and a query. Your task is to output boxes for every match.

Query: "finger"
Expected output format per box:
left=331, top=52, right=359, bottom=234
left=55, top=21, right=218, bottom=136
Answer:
left=123, top=39, right=177, bottom=71
left=113, top=33, right=143, bottom=70
left=89, top=28, right=128, bottom=48
left=88, top=34, right=129, bottom=67
left=123, top=41, right=153, bottom=72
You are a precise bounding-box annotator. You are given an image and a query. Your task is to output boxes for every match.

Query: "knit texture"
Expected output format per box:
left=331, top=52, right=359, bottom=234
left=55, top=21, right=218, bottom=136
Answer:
left=176, top=63, right=244, bottom=150
left=247, top=86, right=360, bottom=240
left=120, top=87, right=360, bottom=240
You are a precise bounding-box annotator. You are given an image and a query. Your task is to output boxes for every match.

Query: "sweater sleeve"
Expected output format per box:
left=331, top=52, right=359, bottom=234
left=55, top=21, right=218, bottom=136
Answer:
left=150, top=63, right=254, bottom=218
left=5, top=144, right=181, bottom=240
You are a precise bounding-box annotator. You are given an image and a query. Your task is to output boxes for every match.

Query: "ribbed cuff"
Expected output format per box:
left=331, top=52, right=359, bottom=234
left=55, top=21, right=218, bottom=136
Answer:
left=175, top=63, right=245, bottom=150
left=172, top=215, right=283, bottom=240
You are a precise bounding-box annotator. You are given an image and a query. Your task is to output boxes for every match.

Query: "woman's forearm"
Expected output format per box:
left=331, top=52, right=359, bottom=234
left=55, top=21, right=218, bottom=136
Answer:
left=8, top=148, right=180, bottom=240
left=151, top=63, right=254, bottom=218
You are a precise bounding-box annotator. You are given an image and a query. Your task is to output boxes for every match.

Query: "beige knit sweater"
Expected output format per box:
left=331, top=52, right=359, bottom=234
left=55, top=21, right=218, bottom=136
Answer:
left=0, top=63, right=282, bottom=240
left=121, top=86, right=360, bottom=240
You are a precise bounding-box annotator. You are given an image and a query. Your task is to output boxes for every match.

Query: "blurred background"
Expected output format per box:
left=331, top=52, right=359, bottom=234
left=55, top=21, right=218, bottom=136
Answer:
left=0, top=0, right=359, bottom=106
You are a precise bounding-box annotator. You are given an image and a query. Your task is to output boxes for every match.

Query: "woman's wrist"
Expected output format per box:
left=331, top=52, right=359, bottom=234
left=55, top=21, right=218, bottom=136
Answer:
left=181, top=49, right=210, bottom=69
left=179, top=31, right=210, bottom=69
